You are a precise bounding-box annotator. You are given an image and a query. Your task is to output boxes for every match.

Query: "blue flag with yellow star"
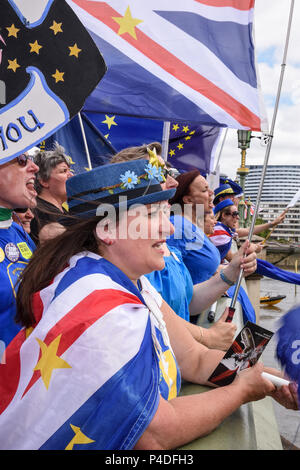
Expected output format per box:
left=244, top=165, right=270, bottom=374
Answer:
left=168, top=122, right=223, bottom=174
left=0, top=0, right=106, bottom=165
left=41, top=113, right=116, bottom=174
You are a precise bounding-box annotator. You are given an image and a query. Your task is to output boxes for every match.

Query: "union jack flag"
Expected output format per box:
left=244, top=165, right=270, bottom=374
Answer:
left=0, top=253, right=180, bottom=449
left=68, top=0, right=268, bottom=131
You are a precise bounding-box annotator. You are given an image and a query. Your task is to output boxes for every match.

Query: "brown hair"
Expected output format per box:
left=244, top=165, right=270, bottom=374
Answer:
left=110, top=142, right=162, bottom=163
left=15, top=215, right=105, bottom=328
left=169, top=170, right=200, bottom=208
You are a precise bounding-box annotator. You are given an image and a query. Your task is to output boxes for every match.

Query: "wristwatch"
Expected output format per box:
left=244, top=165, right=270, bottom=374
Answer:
left=220, top=269, right=235, bottom=286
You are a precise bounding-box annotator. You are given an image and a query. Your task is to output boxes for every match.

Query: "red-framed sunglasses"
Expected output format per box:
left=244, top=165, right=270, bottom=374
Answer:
left=16, top=154, right=34, bottom=167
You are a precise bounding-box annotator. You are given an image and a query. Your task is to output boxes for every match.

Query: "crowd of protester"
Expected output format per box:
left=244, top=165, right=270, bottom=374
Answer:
left=0, top=143, right=297, bottom=450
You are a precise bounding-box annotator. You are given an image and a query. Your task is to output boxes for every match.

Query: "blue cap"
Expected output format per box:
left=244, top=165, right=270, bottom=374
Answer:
left=213, top=184, right=235, bottom=205
left=213, top=199, right=234, bottom=215
left=220, top=178, right=243, bottom=196
left=67, top=159, right=176, bottom=218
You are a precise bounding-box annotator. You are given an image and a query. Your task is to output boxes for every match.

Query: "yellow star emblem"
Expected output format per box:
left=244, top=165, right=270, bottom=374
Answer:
left=7, top=58, right=20, bottom=72
left=185, top=136, right=191, bottom=140
left=6, top=24, right=20, bottom=38
left=50, top=20, right=63, bottom=35
left=29, top=40, right=42, bottom=54
left=102, top=115, right=117, bottom=130
left=112, top=6, right=143, bottom=40
left=52, top=69, right=64, bottom=83
left=169, top=149, right=175, bottom=157
left=69, top=43, right=81, bottom=58
left=177, top=143, right=184, bottom=150
left=34, top=334, right=71, bottom=389
left=182, top=126, right=189, bottom=133
left=172, top=124, right=179, bottom=132
left=65, top=424, right=95, bottom=450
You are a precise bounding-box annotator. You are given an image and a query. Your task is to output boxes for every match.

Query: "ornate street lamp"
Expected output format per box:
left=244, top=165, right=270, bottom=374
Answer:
left=237, top=130, right=252, bottom=227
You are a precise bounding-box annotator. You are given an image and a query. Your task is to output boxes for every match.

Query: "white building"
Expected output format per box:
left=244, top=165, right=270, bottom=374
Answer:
left=243, top=165, right=300, bottom=242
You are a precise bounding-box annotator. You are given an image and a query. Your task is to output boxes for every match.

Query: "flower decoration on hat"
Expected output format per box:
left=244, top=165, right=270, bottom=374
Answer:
left=120, top=170, right=139, bottom=189
left=147, top=146, right=166, bottom=182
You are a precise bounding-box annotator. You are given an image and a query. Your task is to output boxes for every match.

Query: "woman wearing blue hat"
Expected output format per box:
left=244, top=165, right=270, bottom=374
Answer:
left=1, top=159, right=297, bottom=450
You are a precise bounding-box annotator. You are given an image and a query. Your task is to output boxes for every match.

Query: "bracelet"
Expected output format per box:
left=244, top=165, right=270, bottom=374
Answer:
left=220, top=269, right=235, bottom=286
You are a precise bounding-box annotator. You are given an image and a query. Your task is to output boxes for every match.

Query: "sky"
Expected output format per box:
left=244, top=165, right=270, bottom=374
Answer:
left=217, top=0, right=300, bottom=180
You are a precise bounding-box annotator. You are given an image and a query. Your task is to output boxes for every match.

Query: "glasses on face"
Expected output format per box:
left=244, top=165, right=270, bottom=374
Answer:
left=224, top=211, right=239, bottom=217
left=162, top=167, right=180, bottom=179
left=16, top=154, right=34, bottom=167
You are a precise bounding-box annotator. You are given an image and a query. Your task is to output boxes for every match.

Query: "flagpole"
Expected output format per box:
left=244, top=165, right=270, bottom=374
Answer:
left=227, top=0, right=295, bottom=320
left=214, top=127, right=228, bottom=172
left=162, top=121, right=170, bottom=161
left=78, top=112, right=92, bottom=170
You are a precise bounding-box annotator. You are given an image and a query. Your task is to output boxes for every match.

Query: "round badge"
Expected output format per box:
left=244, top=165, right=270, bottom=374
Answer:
left=5, top=243, right=20, bottom=262
left=0, top=248, right=4, bottom=263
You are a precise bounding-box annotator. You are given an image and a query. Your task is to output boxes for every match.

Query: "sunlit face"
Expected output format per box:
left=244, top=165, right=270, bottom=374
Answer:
left=221, top=205, right=239, bottom=230
left=105, top=201, right=174, bottom=282
left=185, top=175, right=214, bottom=212
left=204, top=210, right=216, bottom=235
left=41, top=162, right=73, bottom=201
left=0, top=156, right=38, bottom=209
left=12, top=208, right=34, bottom=233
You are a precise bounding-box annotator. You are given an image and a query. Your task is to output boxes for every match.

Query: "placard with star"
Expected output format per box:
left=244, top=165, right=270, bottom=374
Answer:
left=0, top=0, right=107, bottom=164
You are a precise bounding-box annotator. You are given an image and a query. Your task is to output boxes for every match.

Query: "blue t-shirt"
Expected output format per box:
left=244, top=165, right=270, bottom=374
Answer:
left=145, top=246, right=193, bottom=322
left=0, top=222, right=36, bottom=349
left=167, top=215, right=221, bottom=285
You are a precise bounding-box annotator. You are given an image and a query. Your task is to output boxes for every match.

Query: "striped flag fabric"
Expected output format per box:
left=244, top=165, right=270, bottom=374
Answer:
left=68, top=0, right=268, bottom=131
left=0, top=253, right=180, bottom=450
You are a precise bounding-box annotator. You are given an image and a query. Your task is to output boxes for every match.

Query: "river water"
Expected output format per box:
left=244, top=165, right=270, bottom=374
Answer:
left=259, top=275, right=300, bottom=449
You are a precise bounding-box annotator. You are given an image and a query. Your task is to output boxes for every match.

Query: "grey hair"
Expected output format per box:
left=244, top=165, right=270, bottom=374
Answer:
left=33, top=142, right=70, bottom=194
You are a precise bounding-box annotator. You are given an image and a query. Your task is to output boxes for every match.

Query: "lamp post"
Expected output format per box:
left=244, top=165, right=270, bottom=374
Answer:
left=237, top=130, right=251, bottom=227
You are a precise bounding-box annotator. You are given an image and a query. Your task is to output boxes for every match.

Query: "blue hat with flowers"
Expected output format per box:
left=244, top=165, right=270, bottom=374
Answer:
left=213, top=199, right=234, bottom=215
left=66, top=159, right=176, bottom=218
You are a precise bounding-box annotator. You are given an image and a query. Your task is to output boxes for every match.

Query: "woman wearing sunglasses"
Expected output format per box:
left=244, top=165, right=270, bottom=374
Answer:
left=0, top=153, right=38, bottom=348
left=211, top=199, right=286, bottom=263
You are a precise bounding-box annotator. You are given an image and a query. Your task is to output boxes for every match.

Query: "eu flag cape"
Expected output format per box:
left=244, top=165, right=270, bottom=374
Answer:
left=0, top=252, right=180, bottom=450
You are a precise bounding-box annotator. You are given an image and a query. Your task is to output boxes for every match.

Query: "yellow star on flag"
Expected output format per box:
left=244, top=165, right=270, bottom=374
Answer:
left=185, top=136, right=191, bottom=140
left=177, top=143, right=184, bottom=150
left=69, top=43, right=81, bottom=58
left=7, top=58, right=20, bottom=72
left=102, top=115, right=117, bottom=130
left=65, top=424, right=95, bottom=450
left=50, top=20, right=63, bottom=35
left=182, top=126, right=190, bottom=133
left=172, top=124, right=179, bottom=132
left=112, top=6, right=143, bottom=40
left=34, top=334, right=71, bottom=389
left=169, top=149, right=175, bottom=157
left=29, top=40, right=42, bottom=54
left=52, top=69, right=64, bottom=83
left=6, top=24, right=20, bottom=38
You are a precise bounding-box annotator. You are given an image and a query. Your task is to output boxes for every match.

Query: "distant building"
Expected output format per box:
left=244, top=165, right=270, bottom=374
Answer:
left=243, top=165, right=300, bottom=242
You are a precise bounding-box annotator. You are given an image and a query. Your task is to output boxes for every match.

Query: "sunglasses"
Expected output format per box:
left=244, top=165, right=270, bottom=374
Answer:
left=162, top=167, right=180, bottom=179
left=224, top=211, right=239, bottom=217
left=14, top=208, right=29, bottom=213
left=16, top=154, right=34, bottom=167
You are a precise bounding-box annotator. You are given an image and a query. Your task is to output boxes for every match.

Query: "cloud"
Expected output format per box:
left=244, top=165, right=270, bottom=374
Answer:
left=218, top=0, right=300, bottom=180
